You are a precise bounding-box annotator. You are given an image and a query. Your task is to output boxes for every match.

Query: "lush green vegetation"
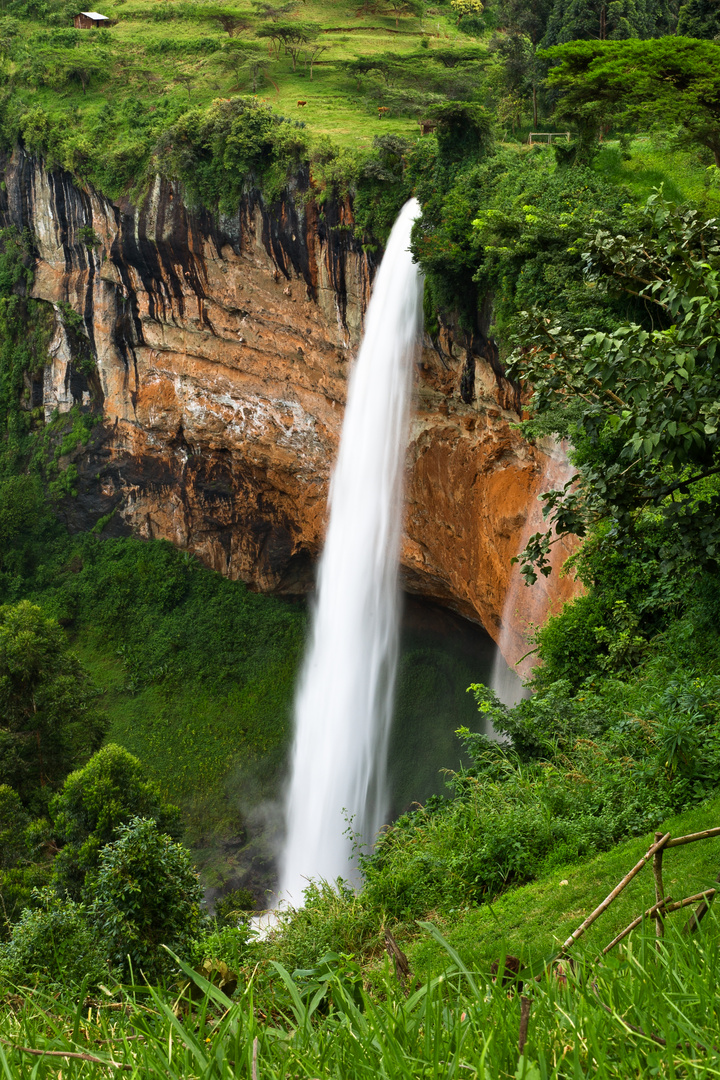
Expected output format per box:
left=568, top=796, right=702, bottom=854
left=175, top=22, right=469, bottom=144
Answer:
left=1, top=0, right=720, bottom=1072
left=3, top=814, right=720, bottom=1076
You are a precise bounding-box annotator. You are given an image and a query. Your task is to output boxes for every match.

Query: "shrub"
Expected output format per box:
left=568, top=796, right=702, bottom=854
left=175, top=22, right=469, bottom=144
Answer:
left=0, top=600, right=106, bottom=807
left=189, top=921, right=254, bottom=974
left=51, top=743, right=181, bottom=900
left=90, top=817, right=203, bottom=979
left=0, top=784, right=27, bottom=868
left=214, top=887, right=256, bottom=924
left=0, top=887, right=111, bottom=988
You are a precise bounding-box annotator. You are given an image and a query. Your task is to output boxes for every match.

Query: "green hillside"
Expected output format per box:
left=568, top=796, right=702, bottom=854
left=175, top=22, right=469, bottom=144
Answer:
left=0, top=0, right=479, bottom=197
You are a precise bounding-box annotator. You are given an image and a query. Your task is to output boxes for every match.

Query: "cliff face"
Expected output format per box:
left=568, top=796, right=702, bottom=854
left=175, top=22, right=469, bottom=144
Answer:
left=0, top=150, right=576, bottom=667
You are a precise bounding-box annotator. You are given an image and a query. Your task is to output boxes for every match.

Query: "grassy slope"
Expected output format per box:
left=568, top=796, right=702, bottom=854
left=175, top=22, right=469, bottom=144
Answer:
left=71, top=626, right=301, bottom=890
left=15, top=0, right=469, bottom=155
left=408, top=792, right=720, bottom=978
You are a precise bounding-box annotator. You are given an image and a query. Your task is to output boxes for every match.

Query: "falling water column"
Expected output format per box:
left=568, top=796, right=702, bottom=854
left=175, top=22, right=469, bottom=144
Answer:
left=279, top=199, right=423, bottom=905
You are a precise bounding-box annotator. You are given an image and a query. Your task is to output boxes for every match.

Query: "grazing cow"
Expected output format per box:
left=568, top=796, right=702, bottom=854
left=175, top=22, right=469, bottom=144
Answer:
left=297, top=100, right=307, bottom=107
left=378, top=106, right=389, bottom=117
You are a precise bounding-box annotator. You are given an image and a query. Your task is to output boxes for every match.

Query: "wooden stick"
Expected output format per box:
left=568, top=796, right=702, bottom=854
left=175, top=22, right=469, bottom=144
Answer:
left=518, top=996, right=531, bottom=1054
left=602, top=895, right=671, bottom=955
left=665, top=827, right=720, bottom=848
left=385, top=929, right=412, bottom=991
left=684, top=872, right=720, bottom=935
left=653, top=832, right=666, bottom=939
left=561, top=832, right=670, bottom=953
left=665, top=891, right=716, bottom=913
left=3, top=1043, right=132, bottom=1070
left=603, top=891, right=717, bottom=954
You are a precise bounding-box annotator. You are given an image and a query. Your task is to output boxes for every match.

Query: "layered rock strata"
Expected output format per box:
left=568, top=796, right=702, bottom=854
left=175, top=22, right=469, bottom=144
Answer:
left=0, top=150, right=577, bottom=667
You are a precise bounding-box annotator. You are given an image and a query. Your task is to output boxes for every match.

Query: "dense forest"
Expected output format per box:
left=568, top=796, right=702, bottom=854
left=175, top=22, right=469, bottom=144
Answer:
left=0, top=0, right=719, bottom=1071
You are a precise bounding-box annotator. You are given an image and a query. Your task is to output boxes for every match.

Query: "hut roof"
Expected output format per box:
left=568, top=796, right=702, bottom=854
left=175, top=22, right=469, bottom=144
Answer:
left=79, top=11, right=110, bottom=19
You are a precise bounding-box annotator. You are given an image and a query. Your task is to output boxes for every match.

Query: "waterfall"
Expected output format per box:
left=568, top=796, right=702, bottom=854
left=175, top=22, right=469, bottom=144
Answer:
left=279, top=199, right=423, bottom=905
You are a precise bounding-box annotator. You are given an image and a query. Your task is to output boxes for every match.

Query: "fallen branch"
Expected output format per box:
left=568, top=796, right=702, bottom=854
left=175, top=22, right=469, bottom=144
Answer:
left=384, top=929, right=412, bottom=992
left=561, top=833, right=670, bottom=954
left=684, top=872, right=720, bottom=935
left=2, top=1041, right=132, bottom=1071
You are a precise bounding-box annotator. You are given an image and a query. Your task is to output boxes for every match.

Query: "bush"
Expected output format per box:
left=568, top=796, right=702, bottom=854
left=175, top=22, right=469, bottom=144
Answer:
left=0, top=784, right=27, bottom=868
left=214, top=887, right=256, bottom=924
left=189, top=921, right=254, bottom=974
left=90, top=817, right=203, bottom=979
left=51, top=743, right=181, bottom=900
left=0, top=887, right=112, bottom=988
left=0, top=600, right=106, bottom=807
left=269, top=880, right=378, bottom=972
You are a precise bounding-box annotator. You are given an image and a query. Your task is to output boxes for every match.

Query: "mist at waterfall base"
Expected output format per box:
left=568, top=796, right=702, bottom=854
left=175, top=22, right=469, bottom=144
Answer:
left=278, top=199, right=423, bottom=907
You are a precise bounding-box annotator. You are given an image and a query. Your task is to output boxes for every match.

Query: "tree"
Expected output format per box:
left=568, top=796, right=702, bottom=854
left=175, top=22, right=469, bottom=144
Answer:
left=450, top=0, right=483, bottom=17
left=202, top=8, right=253, bottom=36
left=677, top=0, right=720, bottom=39
left=258, top=21, right=318, bottom=70
left=387, top=0, right=424, bottom=26
left=0, top=601, right=106, bottom=806
left=542, top=38, right=720, bottom=166
left=174, top=72, right=196, bottom=101
left=432, top=101, right=494, bottom=165
left=217, top=39, right=271, bottom=92
left=24, top=46, right=105, bottom=96
left=303, top=40, right=327, bottom=80
left=489, top=31, right=540, bottom=125
left=0, top=784, right=27, bottom=869
left=0, top=475, right=46, bottom=572
left=51, top=743, right=181, bottom=900
left=504, top=194, right=720, bottom=583
left=497, top=0, right=554, bottom=45
left=541, top=0, right=668, bottom=46
left=90, top=817, right=203, bottom=979
left=251, top=0, right=298, bottom=20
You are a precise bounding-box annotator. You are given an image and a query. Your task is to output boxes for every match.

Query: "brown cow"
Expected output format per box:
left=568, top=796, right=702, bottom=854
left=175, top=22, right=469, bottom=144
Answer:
left=297, top=100, right=307, bottom=107
left=378, top=106, right=389, bottom=117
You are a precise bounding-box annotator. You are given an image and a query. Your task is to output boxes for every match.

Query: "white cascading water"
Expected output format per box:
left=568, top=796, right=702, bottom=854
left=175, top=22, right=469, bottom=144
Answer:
left=279, top=199, right=423, bottom=906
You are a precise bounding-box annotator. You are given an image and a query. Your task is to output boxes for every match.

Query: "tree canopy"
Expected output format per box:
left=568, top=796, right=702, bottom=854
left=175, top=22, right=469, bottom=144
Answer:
left=51, top=743, right=181, bottom=900
left=542, top=37, right=720, bottom=165
left=0, top=601, right=105, bottom=806
left=506, top=194, right=720, bottom=583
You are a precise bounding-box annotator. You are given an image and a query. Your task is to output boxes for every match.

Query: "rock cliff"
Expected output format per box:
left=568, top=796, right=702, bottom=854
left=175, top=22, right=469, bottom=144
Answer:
left=0, top=150, right=577, bottom=668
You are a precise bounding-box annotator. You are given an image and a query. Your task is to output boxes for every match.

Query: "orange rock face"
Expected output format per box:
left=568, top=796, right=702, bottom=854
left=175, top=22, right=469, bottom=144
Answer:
left=0, top=152, right=579, bottom=669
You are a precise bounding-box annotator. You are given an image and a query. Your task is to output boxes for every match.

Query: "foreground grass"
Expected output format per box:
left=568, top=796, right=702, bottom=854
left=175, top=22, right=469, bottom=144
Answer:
left=3, top=910, right=720, bottom=1078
